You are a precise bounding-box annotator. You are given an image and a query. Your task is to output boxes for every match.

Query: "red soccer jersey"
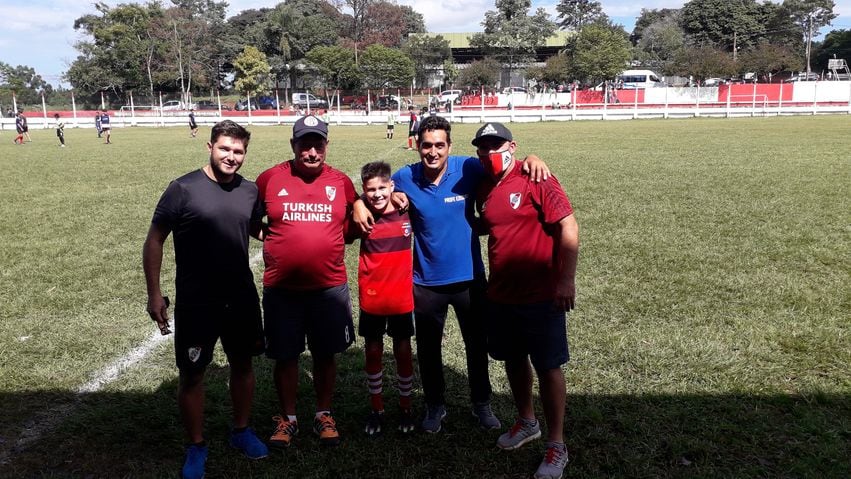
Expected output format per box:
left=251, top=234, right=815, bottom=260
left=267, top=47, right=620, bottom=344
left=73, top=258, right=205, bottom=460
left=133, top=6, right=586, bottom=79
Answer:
left=256, top=161, right=357, bottom=290
left=357, top=208, right=414, bottom=315
left=476, top=161, right=574, bottom=304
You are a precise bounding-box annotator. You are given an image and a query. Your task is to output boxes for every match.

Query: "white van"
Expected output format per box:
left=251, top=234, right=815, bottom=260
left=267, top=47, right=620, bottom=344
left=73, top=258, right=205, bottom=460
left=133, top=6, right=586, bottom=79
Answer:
left=616, top=70, right=665, bottom=89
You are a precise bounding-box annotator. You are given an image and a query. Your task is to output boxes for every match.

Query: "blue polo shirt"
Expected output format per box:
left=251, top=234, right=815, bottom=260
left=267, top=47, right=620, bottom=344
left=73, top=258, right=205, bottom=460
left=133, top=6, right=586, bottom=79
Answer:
left=392, top=155, right=486, bottom=286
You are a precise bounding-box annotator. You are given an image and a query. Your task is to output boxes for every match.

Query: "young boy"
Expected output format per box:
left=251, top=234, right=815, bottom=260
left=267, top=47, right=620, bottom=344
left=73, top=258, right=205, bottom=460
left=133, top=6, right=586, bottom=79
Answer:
left=385, top=108, right=395, bottom=140
left=356, top=161, right=416, bottom=436
left=54, top=114, right=66, bottom=147
left=14, top=112, right=25, bottom=145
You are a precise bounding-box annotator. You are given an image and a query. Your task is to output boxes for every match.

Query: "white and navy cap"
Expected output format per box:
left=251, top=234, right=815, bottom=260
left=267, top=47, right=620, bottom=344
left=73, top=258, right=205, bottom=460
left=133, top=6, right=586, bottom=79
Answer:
left=471, top=122, right=513, bottom=146
left=293, top=115, right=328, bottom=140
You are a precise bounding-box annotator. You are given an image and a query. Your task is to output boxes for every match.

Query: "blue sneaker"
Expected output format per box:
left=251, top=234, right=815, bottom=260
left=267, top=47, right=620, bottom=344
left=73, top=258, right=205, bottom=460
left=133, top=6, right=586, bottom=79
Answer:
left=422, top=404, right=447, bottom=433
left=229, top=428, right=269, bottom=459
left=181, top=444, right=208, bottom=479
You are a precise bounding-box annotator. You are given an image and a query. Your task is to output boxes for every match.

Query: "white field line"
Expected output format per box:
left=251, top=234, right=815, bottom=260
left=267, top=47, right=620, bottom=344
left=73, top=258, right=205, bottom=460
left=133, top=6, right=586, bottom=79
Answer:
left=1, top=249, right=266, bottom=463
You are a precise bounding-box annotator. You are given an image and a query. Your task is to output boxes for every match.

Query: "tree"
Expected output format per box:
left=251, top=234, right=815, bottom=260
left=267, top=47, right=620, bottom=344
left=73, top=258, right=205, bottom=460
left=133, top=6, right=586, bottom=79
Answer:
left=670, top=46, right=737, bottom=81
left=442, top=59, right=459, bottom=89
left=738, top=43, right=803, bottom=78
left=305, top=45, right=361, bottom=95
left=233, top=46, right=271, bottom=95
left=565, top=23, right=631, bottom=84
left=469, top=0, right=557, bottom=87
left=525, top=54, right=572, bottom=86
left=631, top=8, right=679, bottom=45
left=635, top=13, right=686, bottom=74
left=456, top=58, right=501, bottom=88
left=680, top=0, right=767, bottom=53
left=556, top=0, right=604, bottom=31
left=0, top=63, right=54, bottom=105
left=358, top=44, right=415, bottom=89
left=68, top=2, right=165, bottom=102
left=814, top=29, right=851, bottom=71
left=402, top=35, right=453, bottom=87
left=360, top=1, right=426, bottom=47
left=782, top=0, right=837, bottom=75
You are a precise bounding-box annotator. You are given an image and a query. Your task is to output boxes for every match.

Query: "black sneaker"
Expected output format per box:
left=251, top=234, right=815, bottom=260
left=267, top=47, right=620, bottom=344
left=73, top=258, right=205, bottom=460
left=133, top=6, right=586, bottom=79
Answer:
left=365, top=410, right=384, bottom=437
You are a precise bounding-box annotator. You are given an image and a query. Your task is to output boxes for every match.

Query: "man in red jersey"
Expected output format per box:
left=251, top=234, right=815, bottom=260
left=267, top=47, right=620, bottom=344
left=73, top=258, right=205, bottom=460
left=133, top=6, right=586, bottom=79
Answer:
left=473, top=122, right=579, bottom=479
left=255, top=115, right=357, bottom=448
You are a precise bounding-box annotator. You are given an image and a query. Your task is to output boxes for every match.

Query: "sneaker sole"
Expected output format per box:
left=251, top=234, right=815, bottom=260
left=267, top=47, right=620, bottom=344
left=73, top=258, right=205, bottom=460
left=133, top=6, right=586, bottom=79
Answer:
left=268, top=439, right=293, bottom=449
left=497, top=429, right=542, bottom=450
left=232, top=446, right=268, bottom=460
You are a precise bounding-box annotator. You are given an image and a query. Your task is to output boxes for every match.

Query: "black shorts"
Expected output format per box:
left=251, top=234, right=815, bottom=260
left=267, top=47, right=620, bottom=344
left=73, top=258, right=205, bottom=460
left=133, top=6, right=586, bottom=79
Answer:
left=174, top=295, right=265, bottom=372
left=486, top=300, right=569, bottom=371
left=387, top=125, right=394, bottom=130
left=189, top=124, right=197, bottom=130
left=263, top=284, right=354, bottom=360
left=358, top=310, right=414, bottom=340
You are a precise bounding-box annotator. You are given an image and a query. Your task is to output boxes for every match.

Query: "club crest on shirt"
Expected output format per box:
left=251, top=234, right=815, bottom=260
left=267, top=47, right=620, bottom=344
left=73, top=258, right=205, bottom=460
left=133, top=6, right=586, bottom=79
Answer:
left=325, top=186, right=337, bottom=201
left=509, top=193, right=522, bottom=210
left=402, top=221, right=412, bottom=237
left=187, top=346, right=202, bottom=363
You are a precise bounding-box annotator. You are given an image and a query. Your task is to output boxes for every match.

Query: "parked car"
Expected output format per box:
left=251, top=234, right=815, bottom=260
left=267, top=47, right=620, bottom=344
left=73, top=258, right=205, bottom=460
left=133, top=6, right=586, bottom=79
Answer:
left=291, top=93, right=328, bottom=110
left=437, top=89, right=462, bottom=106
left=195, top=100, right=231, bottom=111
left=234, top=98, right=259, bottom=111
left=257, top=95, right=279, bottom=109
left=161, top=100, right=195, bottom=111
left=502, top=86, right=528, bottom=94
left=703, top=78, right=724, bottom=87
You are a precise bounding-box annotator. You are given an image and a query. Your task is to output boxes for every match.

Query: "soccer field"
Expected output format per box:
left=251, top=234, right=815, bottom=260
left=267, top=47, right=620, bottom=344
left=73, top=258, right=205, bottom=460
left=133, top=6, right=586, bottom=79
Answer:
left=1, top=116, right=849, bottom=478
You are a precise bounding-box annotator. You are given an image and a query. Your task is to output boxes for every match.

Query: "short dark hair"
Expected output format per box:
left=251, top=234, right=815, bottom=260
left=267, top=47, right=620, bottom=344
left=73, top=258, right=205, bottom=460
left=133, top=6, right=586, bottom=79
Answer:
left=361, top=161, right=392, bottom=184
left=210, top=120, right=250, bottom=148
left=417, top=115, right=451, bottom=144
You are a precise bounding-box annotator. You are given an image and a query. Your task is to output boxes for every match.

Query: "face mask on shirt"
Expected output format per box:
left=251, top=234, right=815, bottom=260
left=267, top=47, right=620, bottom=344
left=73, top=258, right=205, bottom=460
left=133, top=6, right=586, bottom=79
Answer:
left=482, top=148, right=513, bottom=176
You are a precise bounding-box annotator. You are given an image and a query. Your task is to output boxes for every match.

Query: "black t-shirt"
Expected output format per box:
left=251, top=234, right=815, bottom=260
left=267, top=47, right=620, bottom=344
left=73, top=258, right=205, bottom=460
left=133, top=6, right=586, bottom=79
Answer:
left=152, top=169, right=262, bottom=305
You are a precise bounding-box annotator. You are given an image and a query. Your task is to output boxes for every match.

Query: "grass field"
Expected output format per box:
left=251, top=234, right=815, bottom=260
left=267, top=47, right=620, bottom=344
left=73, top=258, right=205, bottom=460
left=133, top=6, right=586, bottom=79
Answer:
left=1, top=116, right=849, bottom=478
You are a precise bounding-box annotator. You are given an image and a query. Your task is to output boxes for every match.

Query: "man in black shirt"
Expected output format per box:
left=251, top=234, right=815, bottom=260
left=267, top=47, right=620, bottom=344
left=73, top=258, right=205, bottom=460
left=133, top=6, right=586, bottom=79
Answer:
left=142, top=120, right=268, bottom=479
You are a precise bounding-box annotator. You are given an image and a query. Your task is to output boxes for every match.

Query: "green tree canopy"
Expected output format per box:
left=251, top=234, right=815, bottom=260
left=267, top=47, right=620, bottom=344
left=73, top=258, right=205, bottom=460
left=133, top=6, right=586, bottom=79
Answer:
left=782, top=0, right=837, bottom=74
left=670, top=46, right=737, bottom=81
left=556, top=0, right=605, bottom=31
left=814, top=29, right=851, bottom=71
left=738, top=43, right=803, bottom=76
left=635, top=12, right=686, bottom=75
left=233, top=46, right=272, bottom=94
left=680, top=0, right=768, bottom=52
left=565, top=23, right=631, bottom=84
left=456, top=58, right=501, bottom=88
left=0, top=63, right=54, bottom=105
left=305, top=45, right=361, bottom=92
left=358, top=44, right=415, bottom=89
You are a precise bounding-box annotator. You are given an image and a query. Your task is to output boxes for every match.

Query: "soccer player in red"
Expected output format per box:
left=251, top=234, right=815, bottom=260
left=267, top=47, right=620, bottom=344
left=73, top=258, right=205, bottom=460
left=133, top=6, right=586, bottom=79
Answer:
left=356, top=161, right=416, bottom=436
left=473, top=123, right=579, bottom=479
left=256, top=115, right=357, bottom=447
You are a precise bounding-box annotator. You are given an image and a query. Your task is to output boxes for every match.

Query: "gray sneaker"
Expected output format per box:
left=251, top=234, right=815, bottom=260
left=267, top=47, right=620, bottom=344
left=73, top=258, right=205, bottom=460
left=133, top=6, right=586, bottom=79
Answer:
left=534, top=441, right=569, bottom=479
left=472, top=401, right=501, bottom=430
left=421, top=404, right=447, bottom=433
left=497, top=418, right=541, bottom=450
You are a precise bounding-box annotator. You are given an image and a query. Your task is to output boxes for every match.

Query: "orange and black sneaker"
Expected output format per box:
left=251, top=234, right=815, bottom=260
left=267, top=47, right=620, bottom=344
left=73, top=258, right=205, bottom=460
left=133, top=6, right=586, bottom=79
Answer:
left=269, top=415, right=298, bottom=448
left=313, top=412, right=341, bottom=446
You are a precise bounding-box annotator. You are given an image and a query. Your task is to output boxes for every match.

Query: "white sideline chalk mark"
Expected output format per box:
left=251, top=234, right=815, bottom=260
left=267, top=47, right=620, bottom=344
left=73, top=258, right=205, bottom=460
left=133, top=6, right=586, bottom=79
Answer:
left=3, top=249, right=266, bottom=464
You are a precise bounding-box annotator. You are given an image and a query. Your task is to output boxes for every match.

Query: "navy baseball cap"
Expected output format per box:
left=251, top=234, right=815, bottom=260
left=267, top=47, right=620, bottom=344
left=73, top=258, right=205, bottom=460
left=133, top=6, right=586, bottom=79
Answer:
left=471, top=122, right=513, bottom=146
left=293, top=115, right=328, bottom=140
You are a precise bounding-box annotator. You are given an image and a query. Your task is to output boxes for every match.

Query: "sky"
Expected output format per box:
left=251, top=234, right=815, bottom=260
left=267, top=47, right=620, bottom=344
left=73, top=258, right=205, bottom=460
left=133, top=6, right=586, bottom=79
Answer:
left=1, top=0, right=849, bottom=87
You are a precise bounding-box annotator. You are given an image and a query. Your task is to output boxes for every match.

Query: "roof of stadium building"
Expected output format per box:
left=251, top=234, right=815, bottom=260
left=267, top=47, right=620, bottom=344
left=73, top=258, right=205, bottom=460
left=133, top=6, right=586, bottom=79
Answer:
left=411, top=31, right=573, bottom=49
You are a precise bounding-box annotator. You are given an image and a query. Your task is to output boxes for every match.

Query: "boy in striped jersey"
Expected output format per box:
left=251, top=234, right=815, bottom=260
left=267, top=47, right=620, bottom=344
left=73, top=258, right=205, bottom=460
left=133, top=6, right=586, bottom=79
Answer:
left=356, top=161, right=416, bottom=436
